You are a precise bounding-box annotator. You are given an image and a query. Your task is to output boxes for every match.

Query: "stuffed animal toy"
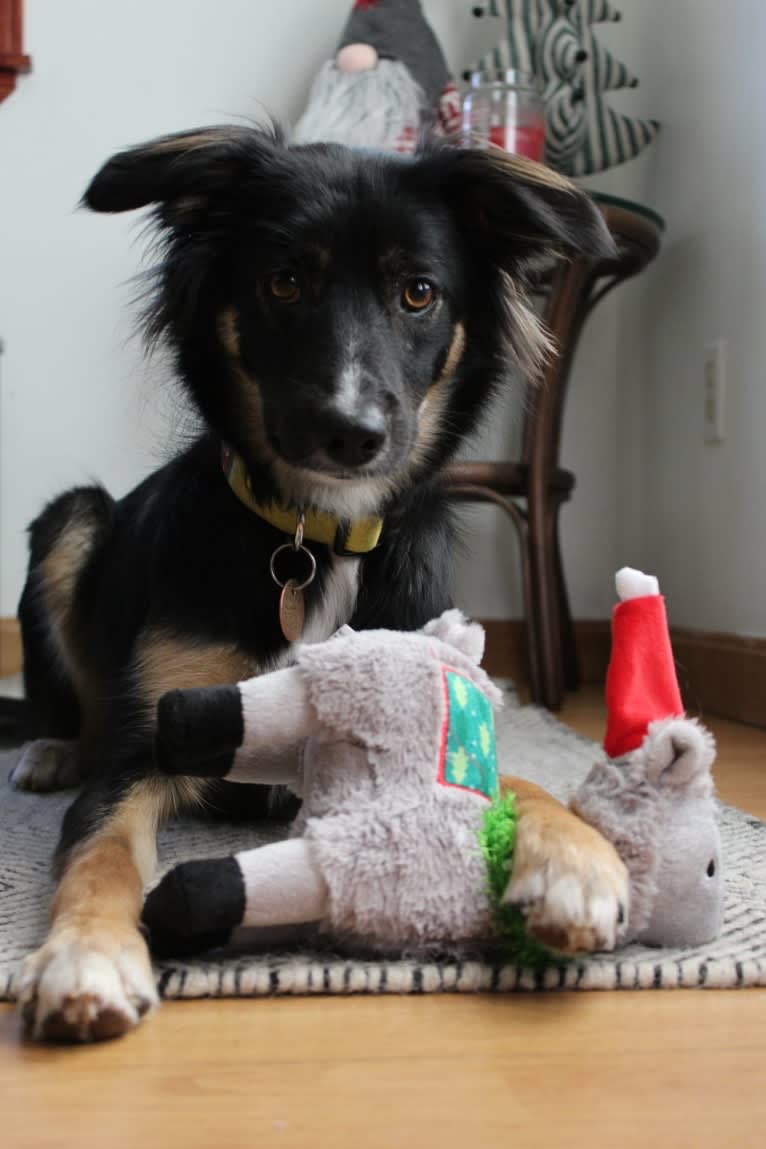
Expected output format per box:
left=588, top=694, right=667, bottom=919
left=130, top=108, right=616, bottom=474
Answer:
left=293, top=0, right=462, bottom=154
left=142, top=610, right=628, bottom=960
left=142, top=571, right=723, bottom=961
left=571, top=567, right=724, bottom=947
left=470, top=1, right=659, bottom=176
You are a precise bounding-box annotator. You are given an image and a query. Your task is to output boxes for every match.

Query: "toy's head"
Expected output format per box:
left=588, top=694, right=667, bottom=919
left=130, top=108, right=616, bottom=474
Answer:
left=572, top=716, right=723, bottom=947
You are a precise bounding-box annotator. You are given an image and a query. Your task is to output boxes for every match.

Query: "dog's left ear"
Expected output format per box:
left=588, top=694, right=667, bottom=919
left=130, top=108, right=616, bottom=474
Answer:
left=437, top=147, right=615, bottom=267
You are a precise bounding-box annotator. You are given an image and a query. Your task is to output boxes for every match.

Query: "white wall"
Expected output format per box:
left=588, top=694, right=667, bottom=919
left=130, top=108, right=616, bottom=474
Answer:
left=0, top=1, right=679, bottom=631
left=626, top=0, right=766, bottom=638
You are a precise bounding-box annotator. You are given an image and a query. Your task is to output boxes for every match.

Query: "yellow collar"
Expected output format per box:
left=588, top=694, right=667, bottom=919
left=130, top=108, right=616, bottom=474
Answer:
left=221, top=446, right=384, bottom=556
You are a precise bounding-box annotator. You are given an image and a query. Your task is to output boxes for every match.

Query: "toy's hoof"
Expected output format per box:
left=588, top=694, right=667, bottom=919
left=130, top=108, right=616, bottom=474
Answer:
left=154, top=686, right=244, bottom=775
left=142, top=858, right=245, bottom=957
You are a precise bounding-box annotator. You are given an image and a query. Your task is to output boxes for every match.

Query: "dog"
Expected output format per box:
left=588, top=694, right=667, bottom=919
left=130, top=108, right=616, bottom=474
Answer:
left=13, top=126, right=626, bottom=1042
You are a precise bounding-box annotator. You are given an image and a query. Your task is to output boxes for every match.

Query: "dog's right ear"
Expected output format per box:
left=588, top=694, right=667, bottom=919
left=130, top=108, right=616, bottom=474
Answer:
left=83, top=125, right=283, bottom=215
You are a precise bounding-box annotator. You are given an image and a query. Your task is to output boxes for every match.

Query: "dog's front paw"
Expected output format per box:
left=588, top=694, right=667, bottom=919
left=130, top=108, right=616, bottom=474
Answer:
left=10, top=740, right=82, bottom=792
left=18, top=925, right=158, bottom=1043
left=505, top=813, right=629, bottom=954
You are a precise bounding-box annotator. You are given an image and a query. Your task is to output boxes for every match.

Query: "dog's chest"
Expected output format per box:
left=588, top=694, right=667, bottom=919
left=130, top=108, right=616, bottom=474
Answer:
left=301, top=555, right=360, bottom=645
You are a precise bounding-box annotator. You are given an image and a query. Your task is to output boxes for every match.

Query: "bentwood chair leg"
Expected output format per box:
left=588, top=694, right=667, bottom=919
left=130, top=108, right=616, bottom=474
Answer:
left=444, top=483, right=543, bottom=703
left=515, top=510, right=543, bottom=704
left=527, top=491, right=565, bottom=710
left=553, top=498, right=580, bottom=692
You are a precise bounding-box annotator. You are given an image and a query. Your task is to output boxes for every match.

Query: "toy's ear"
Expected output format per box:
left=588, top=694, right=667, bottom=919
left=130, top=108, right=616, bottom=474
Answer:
left=420, top=609, right=485, bottom=664
left=641, top=717, right=717, bottom=796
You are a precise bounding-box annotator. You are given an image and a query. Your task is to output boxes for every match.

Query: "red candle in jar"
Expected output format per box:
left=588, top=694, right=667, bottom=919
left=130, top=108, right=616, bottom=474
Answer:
left=464, top=70, right=546, bottom=163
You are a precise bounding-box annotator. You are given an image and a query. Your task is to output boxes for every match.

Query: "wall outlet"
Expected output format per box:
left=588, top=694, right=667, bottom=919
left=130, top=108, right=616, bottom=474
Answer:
left=703, top=339, right=726, bottom=444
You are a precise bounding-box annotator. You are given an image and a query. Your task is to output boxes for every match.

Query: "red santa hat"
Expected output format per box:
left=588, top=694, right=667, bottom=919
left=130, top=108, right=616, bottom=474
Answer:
left=603, top=568, right=684, bottom=759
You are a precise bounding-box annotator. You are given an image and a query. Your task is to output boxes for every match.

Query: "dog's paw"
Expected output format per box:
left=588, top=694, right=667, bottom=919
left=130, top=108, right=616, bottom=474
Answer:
left=18, top=926, right=158, bottom=1043
left=10, top=740, right=82, bottom=792
left=504, top=813, right=629, bottom=954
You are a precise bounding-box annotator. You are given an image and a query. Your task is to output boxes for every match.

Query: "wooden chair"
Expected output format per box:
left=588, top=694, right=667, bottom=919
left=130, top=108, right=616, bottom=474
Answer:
left=444, top=195, right=663, bottom=710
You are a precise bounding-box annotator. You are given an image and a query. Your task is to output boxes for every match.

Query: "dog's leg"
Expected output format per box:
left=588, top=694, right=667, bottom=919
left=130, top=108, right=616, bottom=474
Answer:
left=14, top=571, right=83, bottom=792
left=10, top=739, right=82, bottom=792
left=501, top=776, right=629, bottom=954
left=15, top=488, right=113, bottom=792
left=18, top=775, right=168, bottom=1043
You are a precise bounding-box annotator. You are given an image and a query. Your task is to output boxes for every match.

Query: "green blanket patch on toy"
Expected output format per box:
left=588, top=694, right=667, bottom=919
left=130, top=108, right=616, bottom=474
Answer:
left=480, top=790, right=559, bottom=969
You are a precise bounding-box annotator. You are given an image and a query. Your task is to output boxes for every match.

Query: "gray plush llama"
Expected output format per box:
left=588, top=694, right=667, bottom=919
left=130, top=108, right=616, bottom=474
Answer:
left=142, top=578, right=721, bottom=960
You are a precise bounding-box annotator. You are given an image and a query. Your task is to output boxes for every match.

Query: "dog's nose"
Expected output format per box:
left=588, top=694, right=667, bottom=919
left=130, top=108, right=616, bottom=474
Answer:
left=319, top=404, right=387, bottom=468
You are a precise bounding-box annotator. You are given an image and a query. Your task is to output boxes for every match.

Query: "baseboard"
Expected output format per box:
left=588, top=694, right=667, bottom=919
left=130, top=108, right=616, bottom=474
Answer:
left=0, top=618, right=21, bottom=678
left=2, top=614, right=763, bottom=728
left=480, top=618, right=611, bottom=688
left=478, top=619, right=529, bottom=684
left=481, top=617, right=766, bottom=730
left=671, top=627, right=766, bottom=730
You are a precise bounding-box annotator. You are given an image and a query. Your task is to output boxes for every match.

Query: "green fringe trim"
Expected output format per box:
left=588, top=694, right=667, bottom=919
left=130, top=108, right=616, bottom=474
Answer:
left=479, top=790, right=561, bottom=970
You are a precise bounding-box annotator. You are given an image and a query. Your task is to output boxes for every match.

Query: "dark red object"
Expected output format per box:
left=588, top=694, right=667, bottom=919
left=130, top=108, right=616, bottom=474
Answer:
left=0, top=0, right=31, bottom=103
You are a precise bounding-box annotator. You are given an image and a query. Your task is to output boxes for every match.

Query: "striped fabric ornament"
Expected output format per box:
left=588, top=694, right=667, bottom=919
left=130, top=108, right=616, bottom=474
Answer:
left=473, top=0, right=659, bottom=177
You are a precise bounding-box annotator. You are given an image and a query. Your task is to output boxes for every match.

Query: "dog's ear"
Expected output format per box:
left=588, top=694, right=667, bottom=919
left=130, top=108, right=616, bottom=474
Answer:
left=438, top=147, right=616, bottom=267
left=82, top=125, right=282, bottom=216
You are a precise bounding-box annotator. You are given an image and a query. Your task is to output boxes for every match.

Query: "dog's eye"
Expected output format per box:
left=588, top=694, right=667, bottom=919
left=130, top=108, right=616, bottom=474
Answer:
left=402, top=278, right=436, bottom=313
left=269, top=271, right=302, bottom=304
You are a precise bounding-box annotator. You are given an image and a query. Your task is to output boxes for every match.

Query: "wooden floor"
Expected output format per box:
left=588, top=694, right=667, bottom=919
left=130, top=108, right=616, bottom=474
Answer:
left=2, top=688, right=765, bottom=1149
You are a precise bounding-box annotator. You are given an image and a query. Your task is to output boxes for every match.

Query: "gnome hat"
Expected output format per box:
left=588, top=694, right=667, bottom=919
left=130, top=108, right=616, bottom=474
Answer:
left=338, top=0, right=451, bottom=107
left=603, top=567, right=684, bottom=759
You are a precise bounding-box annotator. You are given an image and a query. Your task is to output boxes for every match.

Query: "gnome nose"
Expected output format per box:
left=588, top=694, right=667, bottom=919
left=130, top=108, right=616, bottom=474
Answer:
left=337, top=43, right=380, bottom=72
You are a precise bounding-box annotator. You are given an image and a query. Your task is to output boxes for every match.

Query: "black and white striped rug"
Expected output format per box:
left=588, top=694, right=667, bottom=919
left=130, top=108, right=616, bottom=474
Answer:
left=2, top=690, right=765, bottom=998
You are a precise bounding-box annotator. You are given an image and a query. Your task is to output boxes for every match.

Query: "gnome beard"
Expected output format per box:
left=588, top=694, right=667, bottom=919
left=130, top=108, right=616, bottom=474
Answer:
left=293, top=58, right=428, bottom=152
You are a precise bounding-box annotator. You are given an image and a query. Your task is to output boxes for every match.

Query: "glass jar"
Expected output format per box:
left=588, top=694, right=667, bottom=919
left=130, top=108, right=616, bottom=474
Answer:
left=462, top=69, right=546, bottom=162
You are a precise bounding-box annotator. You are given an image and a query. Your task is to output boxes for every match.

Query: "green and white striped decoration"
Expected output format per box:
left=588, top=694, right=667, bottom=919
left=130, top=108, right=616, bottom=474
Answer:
left=474, top=0, right=659, bottom=176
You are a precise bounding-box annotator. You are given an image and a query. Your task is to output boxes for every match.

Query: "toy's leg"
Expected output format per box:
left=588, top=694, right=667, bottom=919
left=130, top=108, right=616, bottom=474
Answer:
left=155, top=666, right=320, bottom=780
left=502, top=776, right=629, bottom=954
left=142, top=839, right=327, bottom=957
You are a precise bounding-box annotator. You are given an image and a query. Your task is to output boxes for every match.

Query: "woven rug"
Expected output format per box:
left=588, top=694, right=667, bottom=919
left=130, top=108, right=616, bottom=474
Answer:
left=2, top=689, right=765, bottom=999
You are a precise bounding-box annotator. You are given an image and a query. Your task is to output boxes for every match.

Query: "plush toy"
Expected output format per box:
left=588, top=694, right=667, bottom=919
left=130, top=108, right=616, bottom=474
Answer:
left=572, top=567, right=724, bottom=947
left=470, top=1, right=659, bottom=176
left=293, top=0, right=462, bottom=154
left=143, top=612, right=542, bottom=958
left=142, top=571, right=723, bottom=960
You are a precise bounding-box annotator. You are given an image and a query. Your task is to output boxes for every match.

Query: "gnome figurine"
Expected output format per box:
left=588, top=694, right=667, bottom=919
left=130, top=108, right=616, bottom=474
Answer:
left=294, top=0, right=462, bottom=153
left=571, top=568, right=725, bottom=948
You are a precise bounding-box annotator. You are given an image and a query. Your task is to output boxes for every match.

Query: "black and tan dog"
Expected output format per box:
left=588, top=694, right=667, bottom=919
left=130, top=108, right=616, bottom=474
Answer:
left=13, top=127, right=625, bottom=1041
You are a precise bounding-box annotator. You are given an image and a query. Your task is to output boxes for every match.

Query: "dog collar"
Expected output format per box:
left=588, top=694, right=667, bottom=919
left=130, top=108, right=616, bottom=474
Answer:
left=221, top=445, right=384, bottom=556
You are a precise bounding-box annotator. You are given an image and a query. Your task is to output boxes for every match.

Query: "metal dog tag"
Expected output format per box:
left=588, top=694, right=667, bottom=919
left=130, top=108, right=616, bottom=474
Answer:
left=279, top=579, right=305, bottom=643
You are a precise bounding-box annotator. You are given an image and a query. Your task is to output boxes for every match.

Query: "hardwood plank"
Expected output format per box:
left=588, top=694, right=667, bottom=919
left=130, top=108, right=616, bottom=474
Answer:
left=2, top=991, right=765, bottom=1149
